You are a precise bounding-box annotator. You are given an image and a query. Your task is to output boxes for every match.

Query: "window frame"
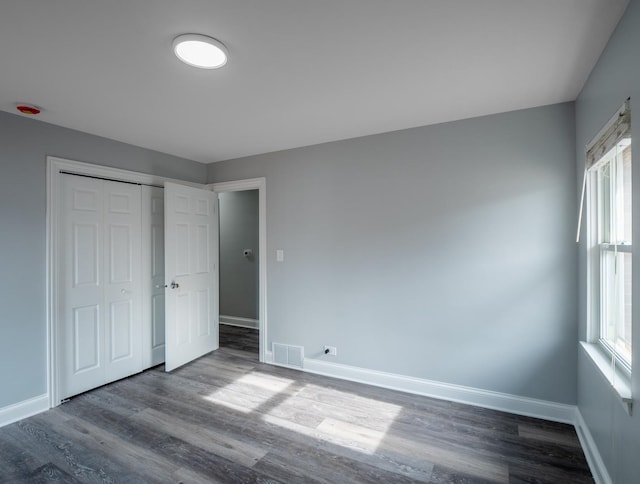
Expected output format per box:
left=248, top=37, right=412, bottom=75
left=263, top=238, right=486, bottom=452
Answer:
left=586, top=137, right=633, bottom=376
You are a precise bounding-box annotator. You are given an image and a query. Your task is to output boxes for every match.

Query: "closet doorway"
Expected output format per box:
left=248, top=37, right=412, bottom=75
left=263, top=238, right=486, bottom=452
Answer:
left=47, top=158, right=267, bottom=407
left=47, top=158, right=221, bottom=406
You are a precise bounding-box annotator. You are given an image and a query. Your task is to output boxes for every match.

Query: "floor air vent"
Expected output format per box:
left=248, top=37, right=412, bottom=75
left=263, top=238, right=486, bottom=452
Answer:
left=272, top=343, right=304, bottom=369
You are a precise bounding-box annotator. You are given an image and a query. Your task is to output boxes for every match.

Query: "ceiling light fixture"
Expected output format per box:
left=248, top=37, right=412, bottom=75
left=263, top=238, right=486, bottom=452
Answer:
left=173, top=34, right=228, bottom=69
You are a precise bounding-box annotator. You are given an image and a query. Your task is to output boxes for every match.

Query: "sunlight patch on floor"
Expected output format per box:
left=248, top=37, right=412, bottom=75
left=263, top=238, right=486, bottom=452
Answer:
left=297, top=383, right=404, bottom=423
left=262, top=385, right=403, bottom=455
left=203, top=372, right=294, bottom=413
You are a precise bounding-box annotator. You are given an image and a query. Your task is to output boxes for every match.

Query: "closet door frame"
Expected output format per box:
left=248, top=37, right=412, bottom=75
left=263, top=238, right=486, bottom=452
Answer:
left=46, top=156, right=203, bottom=407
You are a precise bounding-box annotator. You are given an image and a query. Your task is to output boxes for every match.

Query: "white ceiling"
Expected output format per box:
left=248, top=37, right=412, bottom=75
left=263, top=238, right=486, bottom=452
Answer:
left=0, top=0, right=629, bottom=163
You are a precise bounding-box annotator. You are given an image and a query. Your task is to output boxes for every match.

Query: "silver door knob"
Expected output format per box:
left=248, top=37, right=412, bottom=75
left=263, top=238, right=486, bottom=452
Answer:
left=170, top=281, right=179, bottom=289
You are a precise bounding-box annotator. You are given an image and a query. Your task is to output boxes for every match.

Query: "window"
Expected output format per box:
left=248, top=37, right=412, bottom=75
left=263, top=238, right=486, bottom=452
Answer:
left=586, top=101, right=632, bottom=372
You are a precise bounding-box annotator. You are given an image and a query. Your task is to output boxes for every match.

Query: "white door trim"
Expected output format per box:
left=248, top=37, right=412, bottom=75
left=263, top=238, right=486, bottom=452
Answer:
left=209, top=178, right=267, bottom=363
left=46, top=156, right=205, bottom=408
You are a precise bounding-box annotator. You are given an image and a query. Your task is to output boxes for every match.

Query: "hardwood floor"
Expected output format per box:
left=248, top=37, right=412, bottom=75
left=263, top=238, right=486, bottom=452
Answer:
left=0, top=329, right=593, bottom=483
left=219, top=323, right=259, bottom=353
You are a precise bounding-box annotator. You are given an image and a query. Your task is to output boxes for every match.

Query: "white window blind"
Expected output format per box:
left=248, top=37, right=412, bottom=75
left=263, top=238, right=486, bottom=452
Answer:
left=577, top=98, right=631, bottom=242
left=586, top=99, right=631, bottom=169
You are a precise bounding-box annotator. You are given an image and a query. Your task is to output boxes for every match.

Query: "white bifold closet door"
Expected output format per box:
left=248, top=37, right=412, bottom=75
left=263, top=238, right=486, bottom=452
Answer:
left=59, top=175, right=142, bottom=399
left=164, top=182, right=219, bottom=372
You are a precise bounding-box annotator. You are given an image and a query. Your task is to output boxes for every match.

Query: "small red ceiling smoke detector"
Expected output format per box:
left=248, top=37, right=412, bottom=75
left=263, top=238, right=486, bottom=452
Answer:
left=16, top=104, right=41, bottom=115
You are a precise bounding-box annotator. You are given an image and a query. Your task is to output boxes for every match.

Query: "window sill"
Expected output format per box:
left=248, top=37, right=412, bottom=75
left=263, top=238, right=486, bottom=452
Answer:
left=580, top=341, right=633, bottom=416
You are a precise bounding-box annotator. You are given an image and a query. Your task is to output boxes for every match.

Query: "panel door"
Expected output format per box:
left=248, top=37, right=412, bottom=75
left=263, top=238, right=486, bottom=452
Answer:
left=60, top=175, right=104, bottom=398
left=142, top=186, right=166, bottom=367
left=164, top=182, right=219, bottom=372
left=59, top=176, right=142, bottom=399
left=102, top=180, right=142, bottom=383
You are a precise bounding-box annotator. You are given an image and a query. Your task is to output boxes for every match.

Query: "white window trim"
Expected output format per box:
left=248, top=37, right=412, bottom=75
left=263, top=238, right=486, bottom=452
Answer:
left=580, top=342, right=632, bottom=415
left=583, top=104, right=633, bottom=416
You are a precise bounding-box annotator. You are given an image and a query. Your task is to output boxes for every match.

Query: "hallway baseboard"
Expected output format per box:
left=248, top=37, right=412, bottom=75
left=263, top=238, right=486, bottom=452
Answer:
left=220, top=315, right=259, bottom=329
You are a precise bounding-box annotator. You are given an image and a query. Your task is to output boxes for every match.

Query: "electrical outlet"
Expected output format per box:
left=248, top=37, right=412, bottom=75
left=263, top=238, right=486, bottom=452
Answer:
left=323, top=345, right=337, bottom=356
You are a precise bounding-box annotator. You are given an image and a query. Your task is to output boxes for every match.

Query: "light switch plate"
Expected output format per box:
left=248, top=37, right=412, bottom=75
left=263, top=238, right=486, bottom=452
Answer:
left=276, top=249, right=284, bottom=262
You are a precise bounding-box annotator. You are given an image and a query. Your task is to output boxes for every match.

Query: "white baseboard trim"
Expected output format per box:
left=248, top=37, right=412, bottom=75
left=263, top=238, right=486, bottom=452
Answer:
left=302, top=357, right=577, bottom=424
left=574, top=409, right=611, bottom=484
left=220, top=315, right=259, bottom=330
left=267, top=353, right=604, bottom=481
left=265, top=350, right=273, bottom=364
left=0, top=394, right=49, bottom=428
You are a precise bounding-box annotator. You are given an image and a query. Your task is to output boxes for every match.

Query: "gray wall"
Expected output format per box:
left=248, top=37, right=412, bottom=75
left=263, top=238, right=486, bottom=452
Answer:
left=219, top=190, right=259, bottom=320
left=209, top=102, right=578, bottom=404
left=0, top=111, right=205, bottom=409
left=575, top=0, right=640, bottom=481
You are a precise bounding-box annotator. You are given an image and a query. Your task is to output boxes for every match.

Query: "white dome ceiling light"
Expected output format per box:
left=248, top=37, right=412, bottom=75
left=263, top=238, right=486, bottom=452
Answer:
left=173, top=34, right=228, bottom=69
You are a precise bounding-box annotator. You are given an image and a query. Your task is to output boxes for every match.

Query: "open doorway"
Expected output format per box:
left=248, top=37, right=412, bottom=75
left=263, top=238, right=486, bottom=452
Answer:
left=218, top=190, right=259, bottom=354
left=211, top=178, right=267, bottom=363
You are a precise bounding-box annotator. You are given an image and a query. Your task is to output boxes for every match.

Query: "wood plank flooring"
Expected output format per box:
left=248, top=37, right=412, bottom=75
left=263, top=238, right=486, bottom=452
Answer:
left=219, top=324, right=259, bottom=353
left=0, top=326, right=593, bottom=483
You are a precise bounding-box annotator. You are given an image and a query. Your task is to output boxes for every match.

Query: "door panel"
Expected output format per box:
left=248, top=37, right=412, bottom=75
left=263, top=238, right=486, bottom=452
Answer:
left=60, top=176, right=104, bottom=397
left=152, top=294, right=165, bottom=349
left=109, top=225, right=133, bottom=282
left=165, top=182, right=218, bottom=372
left=175, top=224, right=190, bottom=275
left=73, top=188, right=99, bottom=211
left=73, top=224, right=99, bottom=286
left=60, top=176, right=142, bottom=399
left=73, top=305, right=100, bottom=372
left=103, top=181, right=142, bottom=383
left=196, top=224, right=210, bottom=273
left=197, top=289, right=210, bottom=337
left=109, top=300, right=133, bottom=361
left=176, top=293, right=191, bottom=345
left=108, top=192, right=131, bottom=213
